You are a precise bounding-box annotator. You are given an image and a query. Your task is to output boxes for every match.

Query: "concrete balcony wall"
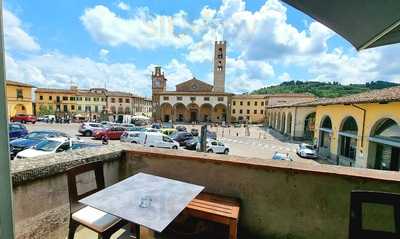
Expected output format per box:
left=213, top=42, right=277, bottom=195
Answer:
left=11, top=144, right=400, bottom=239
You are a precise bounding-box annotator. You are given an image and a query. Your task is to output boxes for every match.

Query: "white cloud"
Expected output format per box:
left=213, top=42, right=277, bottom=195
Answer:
left=4, top=9, right=40, bottom=52
left=225, top=57, right=274, bottom=93
left=158, top=59, right=194, bottom=90
left=117, top=2, right=130, bottom=11
left=99, top=48, right=109, bottom=60
left=6, top=52, right=152, bottom=96
left=80, top=5, right=193, bottom=49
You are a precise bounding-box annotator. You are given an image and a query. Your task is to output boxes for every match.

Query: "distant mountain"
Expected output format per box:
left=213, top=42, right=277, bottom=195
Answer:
left=251, top=81, right=399, bottom=98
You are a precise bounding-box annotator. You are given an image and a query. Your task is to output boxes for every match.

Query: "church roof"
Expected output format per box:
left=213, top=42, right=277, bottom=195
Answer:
left=175, top=77, right=214, bottom=92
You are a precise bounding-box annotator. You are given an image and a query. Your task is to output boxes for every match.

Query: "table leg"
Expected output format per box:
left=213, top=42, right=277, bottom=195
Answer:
left=140, top=226, right=155, bottom=239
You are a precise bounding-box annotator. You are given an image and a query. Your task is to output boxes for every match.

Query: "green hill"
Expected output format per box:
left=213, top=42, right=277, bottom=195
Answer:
left=252, top=80, right=399, bottom=98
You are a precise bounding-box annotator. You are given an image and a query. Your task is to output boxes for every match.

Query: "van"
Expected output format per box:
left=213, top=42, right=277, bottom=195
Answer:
left=120, top=131, right=145, bottom=144
left=143, top=132, right=179, bottom=149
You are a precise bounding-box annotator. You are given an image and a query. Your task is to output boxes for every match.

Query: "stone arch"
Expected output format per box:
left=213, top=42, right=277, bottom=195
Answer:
left=319, top=115, right=333, bottom=159
left=367, top=118, right=400, bottom=170
left=303, top=112, right=316, bottom=140
left=160, top=103, right=173, bottom=122
left=14, top=104, right=27, bottom=116
left=213, top=103, right=227, bottom=122
left=200, top=103, right=213, bottom=122
left=187, top=103, right=200, bottom=123
left=174, top=103, right=187, bottom=122
left=281, top=112, right=286, bottom=133
left=338, top=116, right=358, bottom=162
left=286, top=112, right=293, bottom=135
left=277, top=112, right=281, bottom=130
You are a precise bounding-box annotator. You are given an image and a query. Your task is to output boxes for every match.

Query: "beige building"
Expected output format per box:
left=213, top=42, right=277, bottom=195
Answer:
left=152, top=41, right=232, bottom=123
left=75, top=88, right=107, bottom=121
left=231, top=95, right=266, bottom=123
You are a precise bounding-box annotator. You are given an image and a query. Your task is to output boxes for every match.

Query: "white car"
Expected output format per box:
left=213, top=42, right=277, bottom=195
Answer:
left=79, top=122, right=104, bottom=136
left=15, top=137, right=98, bottom=159
left=143, top=132, right=179, bottom=149
left=296, top=143, right=318, bottom=159
left=197, top=139, right=229, bottom=154
left=120, top=131, right=145, bottom=144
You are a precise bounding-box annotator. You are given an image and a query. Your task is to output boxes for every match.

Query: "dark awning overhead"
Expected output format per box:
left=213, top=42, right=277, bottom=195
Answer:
left=281, top=0, right=400, bottom=50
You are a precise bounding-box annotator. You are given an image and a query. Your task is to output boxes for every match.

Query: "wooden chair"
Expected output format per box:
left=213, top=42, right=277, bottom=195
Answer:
left=67, top=161, right=137, bottom=239
left=185, top=192, right=240, bottom=239
left=349, top=190, right=400, bottom=239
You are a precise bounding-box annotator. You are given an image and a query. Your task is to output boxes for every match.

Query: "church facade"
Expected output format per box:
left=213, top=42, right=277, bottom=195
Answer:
left=152, top=41, right=233, bottom=123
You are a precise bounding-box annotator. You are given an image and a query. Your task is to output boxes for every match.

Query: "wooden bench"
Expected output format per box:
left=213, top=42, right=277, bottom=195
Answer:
left=185, top=192, right=240, bottom=239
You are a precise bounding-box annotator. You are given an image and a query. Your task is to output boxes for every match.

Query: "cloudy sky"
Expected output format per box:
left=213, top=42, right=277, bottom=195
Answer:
left=5, top=0, right=400, bottom=97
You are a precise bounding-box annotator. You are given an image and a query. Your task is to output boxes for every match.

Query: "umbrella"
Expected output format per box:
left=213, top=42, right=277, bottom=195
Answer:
left=282, top=0, right=400, bottom=50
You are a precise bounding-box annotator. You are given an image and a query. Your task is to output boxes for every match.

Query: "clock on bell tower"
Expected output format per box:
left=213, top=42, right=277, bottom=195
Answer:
left=152, top=66, right=166, bottom=93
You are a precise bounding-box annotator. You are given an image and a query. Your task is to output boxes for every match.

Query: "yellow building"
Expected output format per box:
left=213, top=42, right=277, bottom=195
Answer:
left=6, top=80, right=34, bottom=118
left=313, top=87, right=400, bottom=171
left=231, top=95, right=266, bottom=123
left=35, top=87, right=77, bottom=116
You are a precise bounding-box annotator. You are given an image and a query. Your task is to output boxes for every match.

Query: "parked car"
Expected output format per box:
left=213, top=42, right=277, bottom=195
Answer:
left=15, top=138, right=100, bottom=159
left=9, top=130, right=70, bottom=159
left=151, top=123, right=161, bottom=129
left=184, top=137, right=199, bottom=151
left=10, top=114, right=36, bottom=124
left=120, top=131, right=145, bottom=144
left=191, top=128, right=199, bottom=136
left=126, top=126, right=146, bottom=132
left=160, top=128, right=176, bottom=136
left=233, top=123, right=241, bottom=128
left=272, top=152, right=293, bottom=161
left=9, top=123, right=28, bottom=141
left=93, top=126, right=127, bottom=140
left=43, top=115, right=56, bottom=122
left=143, top=132, right=179, bottom=149
left=79, top=122, right=104, bottom=136
left=296, top=143, right=318, bottom=159
left=175, top=125, right=187, bottom=132
left=196, top=139, right=229, bottom=154
left=171, top=131, right=193, bottom=146
left=133, top=120, right=147, bottom=127
left=162, top=122, right=173, bottom=128
left=145, top=127, right=160, bottom=133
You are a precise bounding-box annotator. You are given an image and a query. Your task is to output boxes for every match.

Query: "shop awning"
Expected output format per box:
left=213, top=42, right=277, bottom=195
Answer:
left=282, top=0, right=400, bottom=50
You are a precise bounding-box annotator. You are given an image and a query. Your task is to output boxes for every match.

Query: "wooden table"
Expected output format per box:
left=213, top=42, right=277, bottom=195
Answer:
left=80, top=172, right=204, bottom=238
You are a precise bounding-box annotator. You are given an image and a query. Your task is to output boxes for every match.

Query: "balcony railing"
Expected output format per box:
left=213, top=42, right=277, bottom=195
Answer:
left=10, top=144, right=400, bottom=239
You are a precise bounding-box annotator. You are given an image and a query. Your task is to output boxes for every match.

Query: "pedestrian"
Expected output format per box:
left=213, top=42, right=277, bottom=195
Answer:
left=101, top=135, right=109, bottom=145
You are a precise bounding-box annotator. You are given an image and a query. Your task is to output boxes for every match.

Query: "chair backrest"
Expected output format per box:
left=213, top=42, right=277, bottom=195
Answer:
left=67, top=161, right=105, bottom=213
left=349, top=190, right=400, bottom=239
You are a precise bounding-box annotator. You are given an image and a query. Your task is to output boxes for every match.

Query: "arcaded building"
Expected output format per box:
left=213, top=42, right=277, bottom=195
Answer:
left=152, top=41, right=233, bottom=123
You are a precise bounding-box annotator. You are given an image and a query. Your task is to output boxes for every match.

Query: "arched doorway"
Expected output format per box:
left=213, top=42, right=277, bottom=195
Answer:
left=200, top=104, right=213, bottom=122
left=303, top=112, right=316, bottom=140
left=277, top=112, right=281, bottom=130
left=213, top=104, right=227, bottom=122
left=14, top=104, right=27, bottom=115
left=338, top=116, right=358, bottom=164
left=174, top=103, right=187, bottom=122
left=368, top=118, right=400, bottom=171
left=281, top=113, right=286, bottom=134
left=286, top=112, right=292, bottom=135
left=319, top=116, right=332, bottom=159
left=187, top=103, right=200, bottom=123
left=160, top=103, right=173, bottom=122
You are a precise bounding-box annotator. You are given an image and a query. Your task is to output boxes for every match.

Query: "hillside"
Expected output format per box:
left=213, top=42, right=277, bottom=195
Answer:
left=252, top=81, right=399, bottom=98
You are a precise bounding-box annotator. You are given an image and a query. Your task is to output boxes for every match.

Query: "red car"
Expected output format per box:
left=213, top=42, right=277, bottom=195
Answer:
left=93, top=126, right=126, bottom=140
left=10, top=114, right=36, bottom=124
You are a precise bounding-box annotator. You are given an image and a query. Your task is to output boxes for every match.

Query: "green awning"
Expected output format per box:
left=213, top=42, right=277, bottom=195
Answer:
left=282, top=0, right=400, bottom=50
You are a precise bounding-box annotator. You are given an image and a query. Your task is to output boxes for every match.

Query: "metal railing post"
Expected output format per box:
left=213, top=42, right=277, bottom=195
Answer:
left=0, top=2, right=16, bottom=238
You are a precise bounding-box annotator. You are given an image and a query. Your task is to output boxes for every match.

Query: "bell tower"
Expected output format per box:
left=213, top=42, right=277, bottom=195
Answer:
left=151, top=66, right=166, bottom=122
left=213, top=41, right=226, bottom=92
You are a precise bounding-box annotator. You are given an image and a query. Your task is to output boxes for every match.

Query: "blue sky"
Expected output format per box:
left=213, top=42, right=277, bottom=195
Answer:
left=4, top=0, right=400, bottom=97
